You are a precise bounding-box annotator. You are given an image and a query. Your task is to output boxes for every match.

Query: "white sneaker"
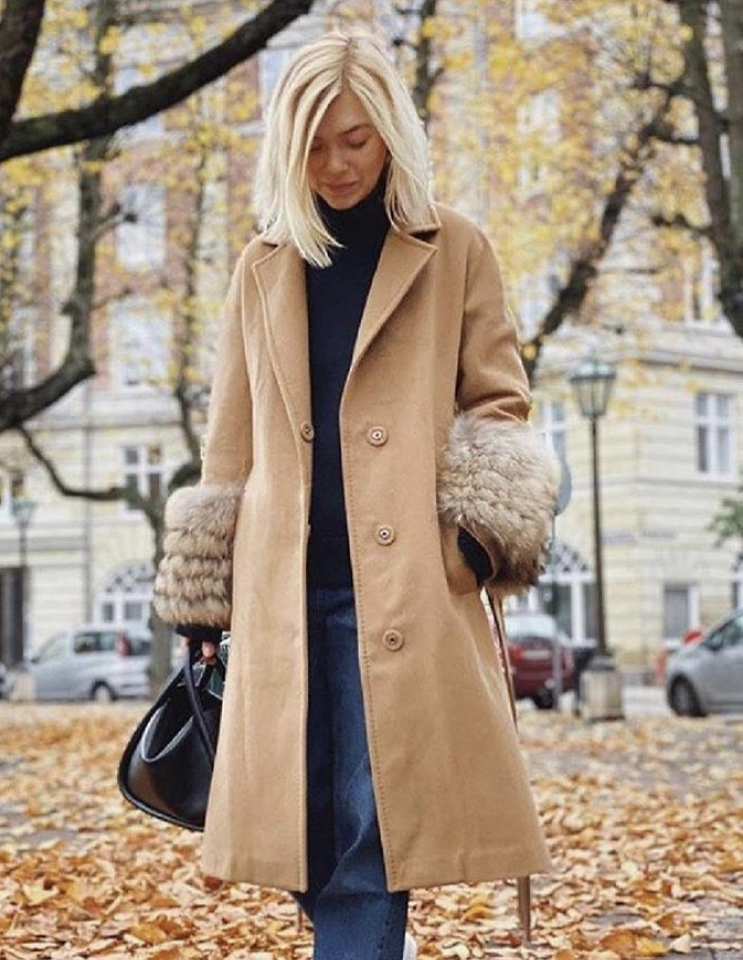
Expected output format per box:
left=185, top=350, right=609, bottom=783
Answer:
left=403, top=931, right=418, bottom=960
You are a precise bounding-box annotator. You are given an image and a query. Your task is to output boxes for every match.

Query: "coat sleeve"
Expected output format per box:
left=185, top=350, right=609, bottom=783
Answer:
left=152, top=250, right=252, bottom=629
left=435, top=227, right=560, bottom=595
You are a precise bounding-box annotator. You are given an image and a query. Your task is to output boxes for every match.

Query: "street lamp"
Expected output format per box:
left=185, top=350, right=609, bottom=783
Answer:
left=11, top=495, right=38, bottom=664
left=568, top=354, right=624, bottom=720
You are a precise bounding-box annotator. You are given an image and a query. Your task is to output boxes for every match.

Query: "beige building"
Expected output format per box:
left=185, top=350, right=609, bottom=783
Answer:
left=526, top=313, right=743, bottom=667
left=2, top=2, right=739, bottom=673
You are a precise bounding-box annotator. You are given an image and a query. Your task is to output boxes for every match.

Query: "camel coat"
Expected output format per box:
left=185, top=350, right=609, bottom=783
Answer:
left=153, top=201, right=560, bottom=893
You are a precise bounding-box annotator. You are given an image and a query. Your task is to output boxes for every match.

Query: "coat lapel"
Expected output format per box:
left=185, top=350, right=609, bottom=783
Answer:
left=252, top=224, right=439, bottom=436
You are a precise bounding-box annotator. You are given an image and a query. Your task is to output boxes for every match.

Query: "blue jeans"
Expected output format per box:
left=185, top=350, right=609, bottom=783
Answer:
left=290, top=584, right=410, bottom=959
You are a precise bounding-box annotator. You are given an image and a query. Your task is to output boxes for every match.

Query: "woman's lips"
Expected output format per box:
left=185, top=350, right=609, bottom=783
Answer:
left=325, top=182, right=359, bottom=193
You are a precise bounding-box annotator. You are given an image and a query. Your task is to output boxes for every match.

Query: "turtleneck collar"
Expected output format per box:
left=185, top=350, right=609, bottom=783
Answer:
left=316, top=172, right=389, bottom=248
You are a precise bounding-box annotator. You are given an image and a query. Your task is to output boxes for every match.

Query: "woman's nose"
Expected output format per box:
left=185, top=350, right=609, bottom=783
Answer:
left=326, top=147, right=348, bottom=173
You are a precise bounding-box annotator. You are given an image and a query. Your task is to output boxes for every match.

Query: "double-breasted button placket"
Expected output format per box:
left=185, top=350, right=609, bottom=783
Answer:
left=366, top=425, right=388, bottom=446
left=383, top=629, right=405, bottom=651
left=299, top=421, right=315, bottom=441
left=375, top=524, right=395, bottom=545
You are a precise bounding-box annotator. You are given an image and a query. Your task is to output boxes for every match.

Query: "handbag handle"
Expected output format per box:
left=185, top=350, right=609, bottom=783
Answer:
left=484, top=587, right=532, bottom=944
left=182, top=647, right=226, bottom=765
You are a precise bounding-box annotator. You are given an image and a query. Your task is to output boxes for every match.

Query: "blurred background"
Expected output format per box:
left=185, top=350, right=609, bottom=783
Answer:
left=1, top=0, right=742, bottom=703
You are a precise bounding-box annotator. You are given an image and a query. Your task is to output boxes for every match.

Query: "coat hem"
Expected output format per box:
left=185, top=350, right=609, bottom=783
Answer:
left=200, top=844, right=555, bottom=893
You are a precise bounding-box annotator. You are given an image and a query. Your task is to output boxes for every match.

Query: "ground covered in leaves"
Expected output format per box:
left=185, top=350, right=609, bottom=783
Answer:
left=0, top=700, right=740, bottom=959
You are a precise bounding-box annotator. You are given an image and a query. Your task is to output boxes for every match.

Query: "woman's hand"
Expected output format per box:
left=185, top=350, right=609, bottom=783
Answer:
left=200, top=640, right=218, bottom=665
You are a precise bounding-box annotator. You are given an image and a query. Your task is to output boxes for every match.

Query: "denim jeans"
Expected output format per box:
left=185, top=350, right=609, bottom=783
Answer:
left=290, top=584, right=410, bottom=959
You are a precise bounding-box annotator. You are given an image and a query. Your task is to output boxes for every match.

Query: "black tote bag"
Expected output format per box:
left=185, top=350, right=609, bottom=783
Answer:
left=117, top=646, right=226, bottom=831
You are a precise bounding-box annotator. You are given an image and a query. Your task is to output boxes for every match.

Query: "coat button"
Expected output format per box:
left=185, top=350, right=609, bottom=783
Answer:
left=367, top=425, right=388, bottom=446
left=300, top=421, right=315, bottom=441
left=375, top=524, right=395, bottom=545
left=383, top=629, right=404, bottom=651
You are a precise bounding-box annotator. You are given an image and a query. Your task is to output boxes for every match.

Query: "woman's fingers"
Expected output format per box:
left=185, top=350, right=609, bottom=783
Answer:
left=201, top=640, right=218, bottom=663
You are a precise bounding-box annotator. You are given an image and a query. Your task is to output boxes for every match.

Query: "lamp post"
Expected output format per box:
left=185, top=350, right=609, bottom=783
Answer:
left=568, top=354, right=624, bottom=720
left=11, top=496, right=38, bottom=664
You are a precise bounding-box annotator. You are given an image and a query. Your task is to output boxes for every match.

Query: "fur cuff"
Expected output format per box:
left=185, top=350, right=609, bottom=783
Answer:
left=153, top=483, right=243, bottom=629
left=436, top=411, right=560, bottom=594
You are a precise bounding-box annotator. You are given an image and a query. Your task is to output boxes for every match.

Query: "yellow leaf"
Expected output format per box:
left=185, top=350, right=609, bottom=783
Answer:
left=636, top=937, right=669, bottom=957
left=600, top=929, right=637, bottom=957
left=22, top=882, right=58, bottom=904
left=129, top=922, right=169, bottom=944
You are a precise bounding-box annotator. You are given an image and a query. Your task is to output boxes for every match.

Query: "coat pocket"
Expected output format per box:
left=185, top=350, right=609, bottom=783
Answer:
left=438, top=517, right=480, bottom=596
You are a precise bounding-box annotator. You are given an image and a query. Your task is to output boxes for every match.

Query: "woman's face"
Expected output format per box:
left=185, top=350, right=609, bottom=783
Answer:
left=307, top=86, right=389, bottom=210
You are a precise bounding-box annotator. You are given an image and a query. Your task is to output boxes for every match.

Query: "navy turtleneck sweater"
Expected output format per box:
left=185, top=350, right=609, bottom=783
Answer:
left=176, top=177, right=492, bottom=640
left=305, top=175, right=390, bottom=586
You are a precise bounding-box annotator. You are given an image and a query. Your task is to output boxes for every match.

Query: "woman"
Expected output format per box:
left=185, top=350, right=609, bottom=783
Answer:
left=153, top=29, right=559, bottom=960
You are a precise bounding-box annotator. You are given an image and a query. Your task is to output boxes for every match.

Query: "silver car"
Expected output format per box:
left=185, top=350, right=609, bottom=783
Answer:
left=7, top=626, right=184, bottom=702
left=666, top=607, right=743, bottom=716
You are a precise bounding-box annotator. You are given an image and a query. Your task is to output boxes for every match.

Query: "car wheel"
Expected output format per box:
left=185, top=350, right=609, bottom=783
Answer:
left=669, top=677, right=704, bottom=717
left=91, top=682, right=115, bottom=703
left=532, top=689, right=555, bottom=710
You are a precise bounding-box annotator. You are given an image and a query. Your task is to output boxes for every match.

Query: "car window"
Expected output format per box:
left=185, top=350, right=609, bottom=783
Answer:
left=717, top=614, right=743, bottom=649
left=37, top=634, right=68, bottom=661
left=97, top=631, right=119, bottom=653
left=73, top=632, right=101, bottom=654
left=126, top=633, right=152, bottom=656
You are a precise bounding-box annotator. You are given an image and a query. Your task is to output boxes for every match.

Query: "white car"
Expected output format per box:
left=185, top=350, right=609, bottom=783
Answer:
left=6, top=626, right=185, bottom=702
left=666, top=607, right=743, bottom=716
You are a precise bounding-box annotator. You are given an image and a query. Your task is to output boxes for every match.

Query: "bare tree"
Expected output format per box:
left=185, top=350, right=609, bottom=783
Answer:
left=0, top=0, right=313, bottom=162
left=646, top=0, right=743, bottom=337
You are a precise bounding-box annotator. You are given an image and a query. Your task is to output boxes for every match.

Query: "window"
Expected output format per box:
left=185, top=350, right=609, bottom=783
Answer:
left=709, top=613, right=743, bottom=651
left=732, top=554, right=743, bottom=609
left=115, top=183, right=166, bottom=270
left=109, top=297, right=170, bottom=388
left=259, top=46, right=296, bottom=113
left=95, top=561, right=154, bottom=626
left=122, top=447, right=163, bottom=511
left=0, top=307, right=37, bottom=390
left=516, top=90, right=559, bottom=196
left=695, top=392, right=734, bottom=477
left=514, top=0, right=553, bottom=41
left=0, top=470, right=24, bottom=524
left=684, top=240, right=724, bottom=326
left=37, top=634, right=68, bottom=662
left=509, top=539, right=596, bottom=645
left=536, top=399, right=567, bottom=461
left=663, top=584, right=698, bottom=640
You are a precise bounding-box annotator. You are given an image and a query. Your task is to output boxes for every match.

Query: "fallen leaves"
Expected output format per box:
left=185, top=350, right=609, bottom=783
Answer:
left=0, top=702, right=740, bottom=958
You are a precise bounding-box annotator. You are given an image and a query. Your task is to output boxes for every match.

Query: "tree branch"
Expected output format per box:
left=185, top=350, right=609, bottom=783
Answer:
left=649, top=209, right=713, bottom=238
left=522, top=95, right=673, bottom=381
left=17, top=424, right=157, bottom=521
left=0, top=0, right=46, bottom=145
left=0, top=0, right=314, bottom=162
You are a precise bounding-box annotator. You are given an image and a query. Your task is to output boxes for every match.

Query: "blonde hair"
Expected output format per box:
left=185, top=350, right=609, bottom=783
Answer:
left=254, top=29, right=435, bottom=267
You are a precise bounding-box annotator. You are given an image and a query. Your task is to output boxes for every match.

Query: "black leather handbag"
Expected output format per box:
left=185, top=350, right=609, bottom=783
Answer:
left=117, top=646, right=226, bottom=831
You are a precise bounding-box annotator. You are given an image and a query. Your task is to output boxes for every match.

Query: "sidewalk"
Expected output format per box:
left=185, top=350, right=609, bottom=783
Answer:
left=0, top=701, right=740, bottom=959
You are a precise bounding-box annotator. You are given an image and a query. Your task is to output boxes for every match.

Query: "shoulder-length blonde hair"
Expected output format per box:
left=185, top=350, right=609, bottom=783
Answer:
left=253, top=29, right=435, bottom=267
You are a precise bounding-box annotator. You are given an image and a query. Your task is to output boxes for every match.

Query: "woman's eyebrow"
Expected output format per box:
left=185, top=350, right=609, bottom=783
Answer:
left=312, top=122, right=372, bottom=143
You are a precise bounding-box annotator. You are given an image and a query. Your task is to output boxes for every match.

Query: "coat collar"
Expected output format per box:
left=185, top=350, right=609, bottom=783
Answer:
left=251, top=215, right=441, bottom=442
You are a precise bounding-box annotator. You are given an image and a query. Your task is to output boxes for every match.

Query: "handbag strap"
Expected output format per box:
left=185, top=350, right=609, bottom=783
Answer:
left=484, top=587, right=532, bottom=944
left=182, top=648, right=226, bottom=766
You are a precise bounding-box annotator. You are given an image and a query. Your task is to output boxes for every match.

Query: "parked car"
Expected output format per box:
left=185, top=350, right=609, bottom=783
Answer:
left=503, top=611, right=576, bottom=709
left=654, top=627, right=704, bottom=685
left=666, top=607, right=743, bottom=716
left=5, top=626, right=185, bottom=702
